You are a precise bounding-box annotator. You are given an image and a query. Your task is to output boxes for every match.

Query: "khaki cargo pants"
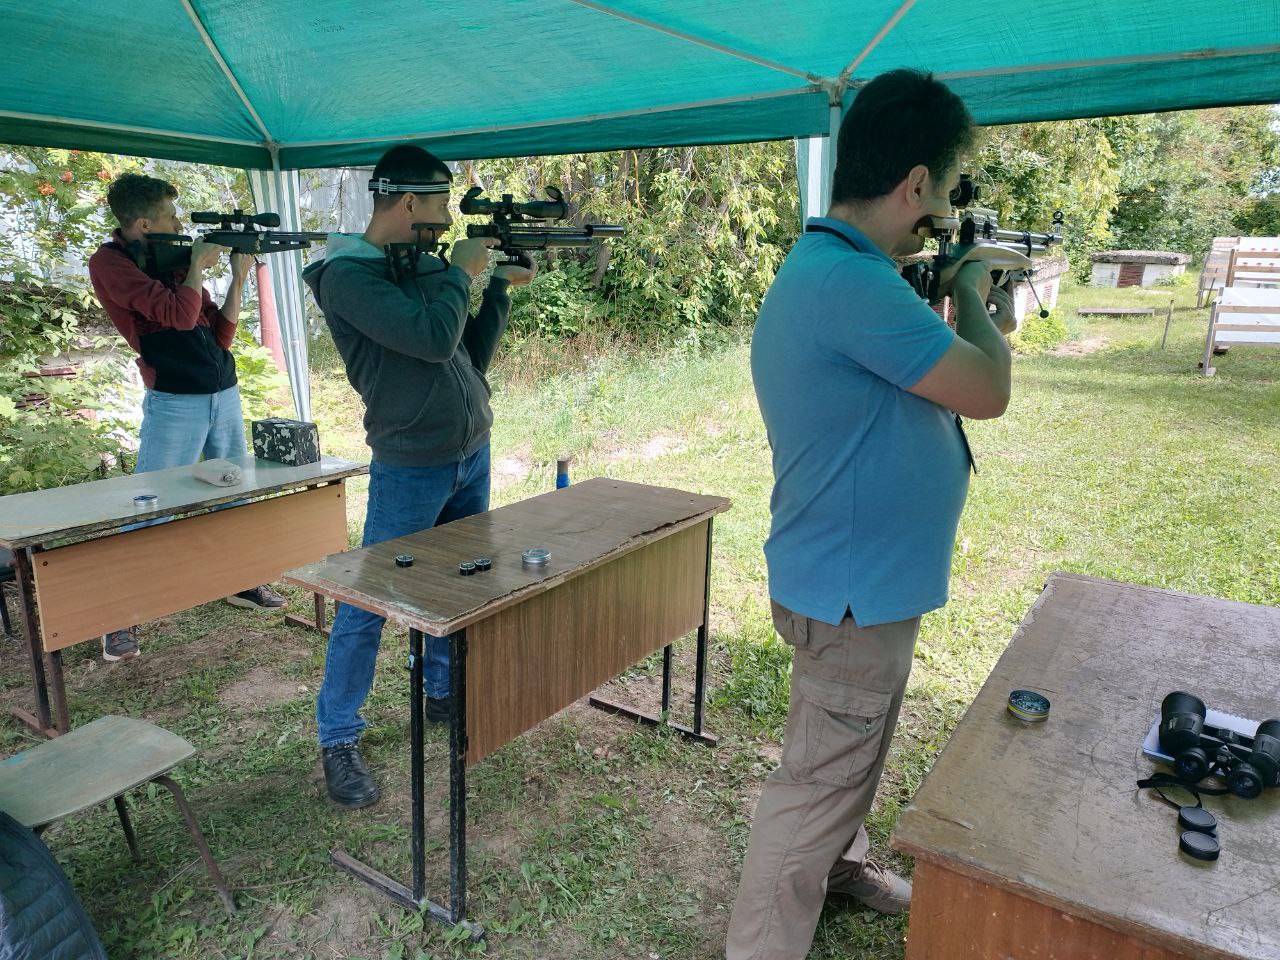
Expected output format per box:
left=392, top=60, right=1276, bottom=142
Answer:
left=725, top=600, right=920, bottom=960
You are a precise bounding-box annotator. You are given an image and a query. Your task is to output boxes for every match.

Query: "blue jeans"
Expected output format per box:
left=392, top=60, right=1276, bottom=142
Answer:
left=316, top=447, right=491, bottom=748
left=124, top=385, right=247, bottom=533
left=136, top=385, right=246, bottom=472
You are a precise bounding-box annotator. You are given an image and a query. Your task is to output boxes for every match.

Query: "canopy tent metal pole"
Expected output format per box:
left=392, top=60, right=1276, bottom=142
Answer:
left=795, top=101, right=843, bottom=224
left=247, top=155, right=312, bottom=422
left=282, top=85, right=819, bottom=151
left=566, top=0, right=820, bottom=83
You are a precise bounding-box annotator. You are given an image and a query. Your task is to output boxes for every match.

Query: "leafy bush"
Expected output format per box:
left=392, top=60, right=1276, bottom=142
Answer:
left=1009, top=308, right=1069, bottom=354
left=230, top=320, right=291, bottom=422
left=1154, top=270, right=1196, bottom=289
left=0, top=269, right=134, bottom=493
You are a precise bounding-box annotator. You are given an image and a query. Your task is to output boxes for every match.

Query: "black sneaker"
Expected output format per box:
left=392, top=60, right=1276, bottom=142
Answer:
left=426, top=696, right=452, bottom=725
left=227, top=584, right=287, bottom=611
left=102, top=627, right=140, bottom=661
left=322, top=743, right=380, bottom=809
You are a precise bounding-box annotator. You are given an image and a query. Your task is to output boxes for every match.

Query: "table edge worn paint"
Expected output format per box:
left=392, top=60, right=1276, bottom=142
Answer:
left=284, top=491, right=730, bottom=637
left=892, top=570, right=1280, bottom=960
left=0, top=455, right=368, bottom=549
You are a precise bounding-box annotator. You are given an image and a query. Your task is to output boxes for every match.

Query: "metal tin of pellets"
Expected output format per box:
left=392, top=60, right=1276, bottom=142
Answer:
left=474, top=557, right=491, bottom=571
left=395, top=555, right=414, bottom=568
left=1007, top=689, right=1051, bottom=722
left=132, top=494, right=158, bottom=510
left=521, top=548, right=550, bottom=567
left=459, top=561, right=477, bottom=576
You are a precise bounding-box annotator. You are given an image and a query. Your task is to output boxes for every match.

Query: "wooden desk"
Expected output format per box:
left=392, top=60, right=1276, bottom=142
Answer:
left=284, top=477, right=730, bottom=936
left=0, top=455, right=367, bottom=734
left=892, top=572, right=1280, bottom=960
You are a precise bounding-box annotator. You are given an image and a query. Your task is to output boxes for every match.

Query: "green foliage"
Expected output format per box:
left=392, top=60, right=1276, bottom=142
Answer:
left=469, top=143, right=799, bottom=340
left=230, top=320, right=291, bottom=421
left=0, top=267, right=133, bottom=493
left=1008, top=308, right=1069, bottom=355
left=1102, top=107, right=1280, bottom=256
left=976, top=119, right=1121, bottom=268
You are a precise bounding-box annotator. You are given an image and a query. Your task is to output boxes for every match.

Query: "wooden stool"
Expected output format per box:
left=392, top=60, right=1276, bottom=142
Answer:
left=0, top=715, right=235, bottom=913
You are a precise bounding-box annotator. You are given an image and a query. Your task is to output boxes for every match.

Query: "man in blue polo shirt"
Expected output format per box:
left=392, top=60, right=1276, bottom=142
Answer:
left=726, top=69, right=1016, bottom=960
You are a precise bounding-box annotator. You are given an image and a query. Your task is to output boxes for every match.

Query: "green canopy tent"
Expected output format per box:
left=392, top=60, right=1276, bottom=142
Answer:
left=4, top=0, right=1279, bottom=417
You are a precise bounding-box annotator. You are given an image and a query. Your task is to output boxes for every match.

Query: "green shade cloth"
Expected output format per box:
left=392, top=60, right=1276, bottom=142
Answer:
left=1, top=1, right=1276, bottom=169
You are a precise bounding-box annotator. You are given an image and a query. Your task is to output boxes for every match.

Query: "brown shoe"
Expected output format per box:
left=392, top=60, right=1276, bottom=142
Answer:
left=828, top=858, right=912, bottom=915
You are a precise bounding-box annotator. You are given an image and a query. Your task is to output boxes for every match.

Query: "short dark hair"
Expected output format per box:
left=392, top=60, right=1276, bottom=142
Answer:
left=370, top=145, right=453, bottom=212
left=106, top=173, right=178, bottom=227
left=830, top=69, right=975, bottom=207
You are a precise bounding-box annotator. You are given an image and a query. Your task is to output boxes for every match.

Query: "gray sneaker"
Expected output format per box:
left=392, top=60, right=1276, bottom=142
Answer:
left=827, top=858, right=912, bottom=915
left=102, top=627, right=140, bottom=661
left=226, top=584, right=287, bottom=611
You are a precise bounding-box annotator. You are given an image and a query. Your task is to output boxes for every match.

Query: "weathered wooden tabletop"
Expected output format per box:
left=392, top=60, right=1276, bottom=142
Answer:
left=283, top=477, right=731, bottom=637
left=893, top=572, right=1280, bottom=960
left=0, top=455, right=367, bottom=548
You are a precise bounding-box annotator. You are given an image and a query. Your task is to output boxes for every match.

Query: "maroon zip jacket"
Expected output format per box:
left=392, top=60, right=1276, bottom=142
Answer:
left=88, top=230, right=238, bottom=393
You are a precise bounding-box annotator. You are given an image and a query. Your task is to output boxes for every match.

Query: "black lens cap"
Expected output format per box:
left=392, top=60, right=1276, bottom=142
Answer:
left=395, top=554, right=414, bottom=568
left=1178, top=806, right=1217, bottom=835
left=1179, top=830, right=1220, bottom=862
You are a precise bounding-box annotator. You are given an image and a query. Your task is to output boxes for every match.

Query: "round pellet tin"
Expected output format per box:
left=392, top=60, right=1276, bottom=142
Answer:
left=1007, top=689, right=1051, bottom=722
left=521, top=548, right=550, bottom=567
left=132, top=493, right=158, bottom=510
left=474, top=557, right=492, bottom=571
left=395, top=554, right=414, bottom=568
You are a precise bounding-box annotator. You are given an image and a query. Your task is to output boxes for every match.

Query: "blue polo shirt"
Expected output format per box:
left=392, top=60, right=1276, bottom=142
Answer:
left=750, top=217, right=971, bottom=627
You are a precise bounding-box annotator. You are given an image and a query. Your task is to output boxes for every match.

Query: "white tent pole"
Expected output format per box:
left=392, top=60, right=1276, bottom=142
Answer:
left=795, top=89, right=845, bottom=224
left=264, top=146, right=311, bottom=422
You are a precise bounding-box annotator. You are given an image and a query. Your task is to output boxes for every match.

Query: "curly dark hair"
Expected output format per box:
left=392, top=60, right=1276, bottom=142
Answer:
left=831, top=69, right=976, bottom=207
left=106, top=173, right=178, bottom=227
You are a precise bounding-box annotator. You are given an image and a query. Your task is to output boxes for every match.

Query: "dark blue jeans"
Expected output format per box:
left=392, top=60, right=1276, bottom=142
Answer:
left=316, top=447, right=490, bottom=748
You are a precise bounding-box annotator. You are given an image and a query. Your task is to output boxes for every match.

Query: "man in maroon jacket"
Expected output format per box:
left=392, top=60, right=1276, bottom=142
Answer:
left=88, top=173, right=285, bottom=661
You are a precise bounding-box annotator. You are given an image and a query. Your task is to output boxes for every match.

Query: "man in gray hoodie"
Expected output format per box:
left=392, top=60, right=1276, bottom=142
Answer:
left=302, top=145, right=534, bottom=808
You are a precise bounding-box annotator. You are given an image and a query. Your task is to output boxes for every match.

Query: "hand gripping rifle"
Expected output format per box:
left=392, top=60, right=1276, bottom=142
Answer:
left=128, top=209, right=328, bottom=278
left=902, top=174, right=1064, bottom=317
left=459, top=186, right=624, bottom=269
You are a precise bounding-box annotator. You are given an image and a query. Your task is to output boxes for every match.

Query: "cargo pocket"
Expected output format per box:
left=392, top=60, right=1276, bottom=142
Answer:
left=770, top=600, right=811, bottom=651
left=787, top=676, right=891, bottom=787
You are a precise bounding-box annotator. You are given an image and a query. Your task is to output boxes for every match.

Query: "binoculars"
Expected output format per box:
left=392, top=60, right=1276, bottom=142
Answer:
left=1159, top=691, right=1280, bottom=799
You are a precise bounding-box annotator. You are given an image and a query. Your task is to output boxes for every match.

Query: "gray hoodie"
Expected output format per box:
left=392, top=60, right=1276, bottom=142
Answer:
left=302, top=234, right=511, bottom=467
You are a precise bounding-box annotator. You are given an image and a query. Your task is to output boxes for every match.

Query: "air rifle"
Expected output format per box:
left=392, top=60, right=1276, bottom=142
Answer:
left=459, top=186, right=624, bottom=269
left=128, top=209, right=328, bottom=278
left=902, top=174, right=1064, bottom=316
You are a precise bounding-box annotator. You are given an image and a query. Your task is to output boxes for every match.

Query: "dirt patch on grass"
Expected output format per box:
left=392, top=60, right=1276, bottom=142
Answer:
left=1050, top=336, right=1108, bottom=357
left=220, top=664, right=307, bottom=711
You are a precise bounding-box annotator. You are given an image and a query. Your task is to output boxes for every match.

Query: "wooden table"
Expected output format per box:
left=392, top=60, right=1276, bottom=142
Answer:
left=892, top=572, right=1280, bottom=960
left=283, top=477, right=730, bottom=937
left=0, top=455, right=367, bottom=734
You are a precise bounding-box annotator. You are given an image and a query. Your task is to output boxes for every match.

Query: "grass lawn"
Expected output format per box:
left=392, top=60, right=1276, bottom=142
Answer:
left=2, top=273, right=1277, bottom=959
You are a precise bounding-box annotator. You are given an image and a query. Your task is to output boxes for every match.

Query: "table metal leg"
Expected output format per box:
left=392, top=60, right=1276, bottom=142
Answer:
left=10, top=548, right=53, bottom=734
left=329, top=627, right=483, bottom=940
left=410, top=627, right=426, bottom=902
left=46, top=649, right=70, bottom=732
left=692, top=517, right=713, bottom=736
left=588, top=518, right=719, bottom=747
left=449, top=628, right=469, bottom=924
left=284, top=592, right=330, bottom=635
